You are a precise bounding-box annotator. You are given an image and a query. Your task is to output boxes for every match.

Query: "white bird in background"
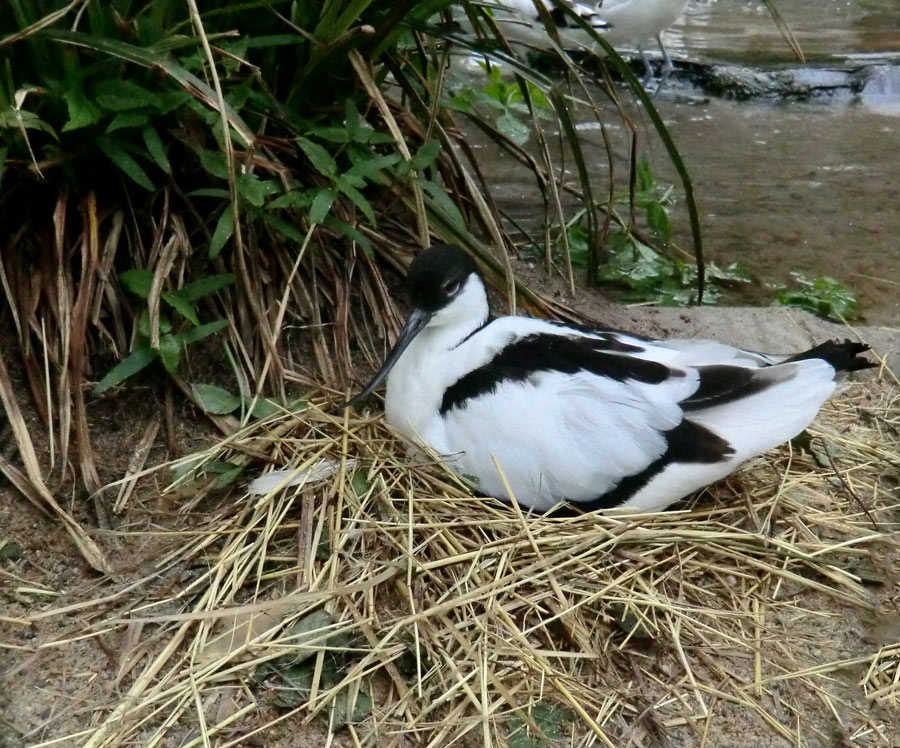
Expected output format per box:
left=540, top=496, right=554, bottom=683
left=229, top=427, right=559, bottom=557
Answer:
left=343, top=244, right=873, bottom=514
left=594, top=0, right=688, bottom=80
left=459, top=0, right=688, bottom=82
left=460, top=0, right=610, bottom=51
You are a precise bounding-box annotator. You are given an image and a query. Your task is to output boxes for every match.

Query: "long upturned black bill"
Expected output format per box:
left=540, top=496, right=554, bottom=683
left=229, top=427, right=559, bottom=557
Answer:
left=342, top=307, right=432, bottom=409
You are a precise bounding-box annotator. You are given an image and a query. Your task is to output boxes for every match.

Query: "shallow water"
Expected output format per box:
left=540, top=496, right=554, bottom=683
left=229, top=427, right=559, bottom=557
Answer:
left=671, top=0, right=900, bottom=63
left=464, top=0, right=900, bottom=325
left=634, top=98, right=900, bottom=325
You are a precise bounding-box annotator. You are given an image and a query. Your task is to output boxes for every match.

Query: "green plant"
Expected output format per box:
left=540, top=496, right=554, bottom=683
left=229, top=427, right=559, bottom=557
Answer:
left=93, top=270, right=234, bottom=394
left=560, top=157, right=750, bottom=305
left=592, top=229, right=750, bottom=305
left=776, top=272, right=860, bottom=321
left=449, top=61, right=553, bottom=145
left=254, top=609, right=373, bottom=726
left=505, top=701, right=575, bottom=748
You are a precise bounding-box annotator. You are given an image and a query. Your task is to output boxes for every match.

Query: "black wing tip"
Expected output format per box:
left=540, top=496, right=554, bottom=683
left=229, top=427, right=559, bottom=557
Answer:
left=787, top=339, right=877, bottom=372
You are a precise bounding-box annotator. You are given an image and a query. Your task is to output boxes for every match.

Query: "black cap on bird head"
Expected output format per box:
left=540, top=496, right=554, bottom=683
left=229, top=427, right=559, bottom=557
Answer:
left=342, top=244, right=480, bottom=409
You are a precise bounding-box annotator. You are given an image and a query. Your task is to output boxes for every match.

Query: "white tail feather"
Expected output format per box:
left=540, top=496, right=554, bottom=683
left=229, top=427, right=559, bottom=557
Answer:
left=689, top=359, right=836, bottom=462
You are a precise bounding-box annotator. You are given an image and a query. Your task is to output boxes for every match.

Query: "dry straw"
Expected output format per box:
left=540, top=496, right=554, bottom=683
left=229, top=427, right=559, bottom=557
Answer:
left=23, top=366, right=900, bottom=748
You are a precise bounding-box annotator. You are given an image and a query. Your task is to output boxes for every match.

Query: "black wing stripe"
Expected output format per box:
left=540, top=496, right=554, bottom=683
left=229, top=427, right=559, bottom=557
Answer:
left=681, top=365, right=779, bottom=412
left=440, top=333, right=676, bottom=415
left=565, top=419, right=735, bottom=513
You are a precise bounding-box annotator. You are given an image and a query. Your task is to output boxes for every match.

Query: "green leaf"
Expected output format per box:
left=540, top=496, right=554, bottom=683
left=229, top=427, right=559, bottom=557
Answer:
left=191, top=383, right=241, bottom=414
left=93, top=344, right=157, bottom=395
left=421, top=181, right=467, bottom=236
left=636, top=155, right=657, bottom=194
left=170, top=454, right=205, bottom=484
left=95, top=80, right=160, bottom=111
left=309, top=188, right=336, bottom=224
left=344, top=98, right=361, bottom=141
left=186, top=188, right=230, bottom=199
left=495, top=112, right=531, bottom=145
left=106, top=111, right=151, bottom=132
left=250, top=398, right=282, bottom=419
left=210, top=461, right=244, bottom=489
left=96, top=136, right=154, bottom=190
left=506, top=702, right=573, bottom=748
left=269, top=662, right=313, bottom=707
left=157, top=90, right=192, bottom=114
left=198, top=150, right=230, bottom=179
left=344, top=154, right=400, bottom=182
left=268, top=190, right=313, bottom=210
left=261, top=213, right=304, bottom=242
left=157, top=333, right=182, bottom=372
left=249, top=397, right=306, bottom=419
left=332, top=689, right=373, bottom=727
left=142, top=125, right=171, bottom=174
left=350, top=471, right=370, bottom=497
left=119, top=268, right=153, bottom=298
left=323, top=216, right=372, bottom=255
left=286, top=610, right=336, bottom=655
left=245, top=34, right=308, bottom=49
left=776, top=275, right=859, bottom=322
left=161, top=291, right=199, bottom=325
left=450, top=88, right=477, bottom=113
left=297, top=137, right=338, bottom=178
left=0, top=107, right=57, bottom=139
left=308, top=126, right=350, bottom=143
left=360, top=130, right=395, bottom=145
left=137, top=308, right=173, bottom=338
left=410, top=140, right=441, bottom=171
left=339, top=171, right=366, bottom=190
left=209, top=206, right=234, bottom=258
left=336, top=179, right=375, bottom=224
left=181, top=319, right=228, bottom=346
left=236, top=173, right=280, bottom=207
left=62, top=90, right=101, bottom=131
left=646, top=201, right=672, bottom=243
left=526, top=81, right=551, bottom=108
left=178, top=273, right=235, bottom=302
left=706, top=262, right=752, bottom=284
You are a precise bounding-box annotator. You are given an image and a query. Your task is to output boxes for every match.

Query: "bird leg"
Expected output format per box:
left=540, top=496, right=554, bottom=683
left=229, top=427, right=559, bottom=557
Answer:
left=657, top=33, right=674, bottom=73
left=637, top=44, right=654, bottom=85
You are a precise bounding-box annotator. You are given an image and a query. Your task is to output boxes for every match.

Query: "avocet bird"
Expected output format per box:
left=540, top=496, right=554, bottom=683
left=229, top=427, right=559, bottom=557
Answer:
left=594, top=0, right=688, bottom=80
left=345, top=245, right=873, bottom=514
left=461, top=0, right=687, bottom=81
left=461, top=0, right=610, bottom=52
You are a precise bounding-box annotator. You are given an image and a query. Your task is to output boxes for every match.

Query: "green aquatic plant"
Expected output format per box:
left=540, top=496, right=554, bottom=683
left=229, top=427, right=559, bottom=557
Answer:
left=450, top=60, right=553, bottom=145
left=560, top=156, right=750, bottom=306
left=776, top=272, right=860, bottom=321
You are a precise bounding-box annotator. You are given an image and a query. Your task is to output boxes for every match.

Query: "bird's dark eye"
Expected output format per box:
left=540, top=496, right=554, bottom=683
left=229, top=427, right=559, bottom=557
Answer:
left=442, top=279, right=461, bottom=296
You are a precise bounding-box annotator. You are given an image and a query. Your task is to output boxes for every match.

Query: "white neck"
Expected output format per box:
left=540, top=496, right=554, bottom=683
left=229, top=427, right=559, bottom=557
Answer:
left=384, top=274, right=490, bottom=445
left=421, top=273, right=490, bottom=351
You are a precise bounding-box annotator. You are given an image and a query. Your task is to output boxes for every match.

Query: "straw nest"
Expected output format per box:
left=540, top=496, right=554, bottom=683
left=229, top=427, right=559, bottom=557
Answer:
left=48, top=367, right=900, bottom=748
